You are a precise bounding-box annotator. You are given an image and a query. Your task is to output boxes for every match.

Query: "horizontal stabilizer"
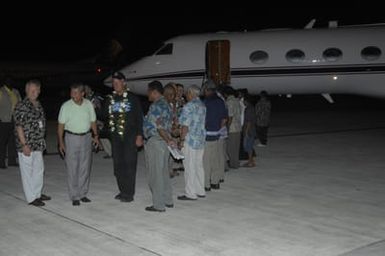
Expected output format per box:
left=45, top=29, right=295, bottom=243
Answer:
left=322, top=93, right=334, bottom=103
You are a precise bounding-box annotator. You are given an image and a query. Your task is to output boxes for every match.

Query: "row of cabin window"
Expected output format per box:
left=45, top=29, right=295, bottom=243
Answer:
left=250, top=46, right=382, bottom=64
left=155, top=43, right=383, bottom=64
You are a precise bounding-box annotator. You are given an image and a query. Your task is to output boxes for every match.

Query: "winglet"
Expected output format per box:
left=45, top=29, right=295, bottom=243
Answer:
left=305, top=19, right=316, bottom=29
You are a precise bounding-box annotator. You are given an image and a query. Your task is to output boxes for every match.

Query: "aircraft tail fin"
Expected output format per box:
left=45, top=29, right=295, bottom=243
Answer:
left=305, top=19, right=316, bottom=29
left=322, top=93, right=334, bottom=103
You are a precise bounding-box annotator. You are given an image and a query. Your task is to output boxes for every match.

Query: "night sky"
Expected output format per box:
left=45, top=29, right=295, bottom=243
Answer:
left=1, top=2, right=384, bottom=118
left=0, top=2, right=384, bottom=63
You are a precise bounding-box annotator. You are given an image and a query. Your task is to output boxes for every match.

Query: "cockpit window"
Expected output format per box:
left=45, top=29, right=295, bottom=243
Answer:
left=155, top=43, right=173, bottom=55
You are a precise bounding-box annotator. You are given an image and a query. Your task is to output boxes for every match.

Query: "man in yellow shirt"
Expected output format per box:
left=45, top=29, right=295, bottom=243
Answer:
left=58, top=83, right=99, bottom=206
left=0, top=77, right=21, bottom=168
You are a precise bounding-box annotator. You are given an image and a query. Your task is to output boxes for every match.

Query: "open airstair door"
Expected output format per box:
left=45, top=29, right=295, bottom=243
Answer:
left=205, top=40, right=230, bottom=87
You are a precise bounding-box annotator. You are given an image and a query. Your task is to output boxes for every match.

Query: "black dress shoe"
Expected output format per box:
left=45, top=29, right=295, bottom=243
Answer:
left=219, top=179, right=224, bottom=183
left=211, top=183, right=220, bottom=190
left=8, top=163, right=18, bottom=167
left=165, top=204, right=174, bottom=208
left=205, top=187, right=211, bottom=192
left=177, top=195, right=197, bottom=200
left=114, top=193, right=122, bottom=200
left=80, top=197, right=91, bottom=203
left=72, top=200, right=80, bottom=206
left=0, top=165, right=6, bottom=169
left=120, top=197, right=133, bottom=203
left=40, top=194, right=51, bottom=201
left=197, top=194, right=206, bottom=198
left=29, top=199, right=45, bottom=207
left=145, top=206, right=165, bottom=212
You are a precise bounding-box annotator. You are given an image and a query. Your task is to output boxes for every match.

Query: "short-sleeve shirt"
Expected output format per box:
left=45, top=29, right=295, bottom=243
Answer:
left=143, top=97, right=172, bottom=139
left=179, top=98, right=206, bottom=149
left=244, top=105, right=257, bottom=137
left=58, top=98, right=96, bottom=133
left=204, top=94, right=228, bottom=141
left=0, top=86, right=21, bottom=122
left=226, top=95, right=242, bottom=133
left=13, top=98, right=46, bottom=152
left=255, top=98, right=271, bottom=127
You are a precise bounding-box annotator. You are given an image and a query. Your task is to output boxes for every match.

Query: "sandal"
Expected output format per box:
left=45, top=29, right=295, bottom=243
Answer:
left=242, top=162, right=256, bottom=168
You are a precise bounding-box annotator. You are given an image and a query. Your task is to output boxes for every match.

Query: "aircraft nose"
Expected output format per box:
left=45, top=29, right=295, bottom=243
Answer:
left=126, top=70, right=136, bottom=74
left=103, top=76, right=113, bottom=87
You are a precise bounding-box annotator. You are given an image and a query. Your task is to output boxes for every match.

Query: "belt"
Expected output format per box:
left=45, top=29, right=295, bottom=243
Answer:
left=206, top=131, right=220, bottom=136
left=65, top=130, right=91, bottom=136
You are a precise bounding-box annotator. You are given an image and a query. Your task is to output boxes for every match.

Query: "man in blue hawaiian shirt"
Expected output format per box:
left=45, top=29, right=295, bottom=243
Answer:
left=143, top=81, right=175, bottom=212
left=177, top=85, right=206, bottom=200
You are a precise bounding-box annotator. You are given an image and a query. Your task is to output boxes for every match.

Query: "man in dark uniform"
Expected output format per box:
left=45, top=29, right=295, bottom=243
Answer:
left=104, top=72, right=143, bottom=202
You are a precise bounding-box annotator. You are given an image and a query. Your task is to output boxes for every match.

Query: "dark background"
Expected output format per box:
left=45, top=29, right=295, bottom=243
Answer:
left=1, top=2, right=384, bottom=118
left=1, top=2, right=384, bottom=61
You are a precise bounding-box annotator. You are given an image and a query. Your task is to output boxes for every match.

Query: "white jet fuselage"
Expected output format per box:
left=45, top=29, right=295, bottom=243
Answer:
left=106, top=25, right=385, bottom=97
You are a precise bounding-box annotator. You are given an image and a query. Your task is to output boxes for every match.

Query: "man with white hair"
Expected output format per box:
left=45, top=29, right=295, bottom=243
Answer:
left=178, top=85, right=206, bottom=200
left=14, top=80, right=50, bottom=206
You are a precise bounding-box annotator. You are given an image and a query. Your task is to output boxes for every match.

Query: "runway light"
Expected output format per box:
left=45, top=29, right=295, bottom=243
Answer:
left=333, top=76, right=338, bottom=80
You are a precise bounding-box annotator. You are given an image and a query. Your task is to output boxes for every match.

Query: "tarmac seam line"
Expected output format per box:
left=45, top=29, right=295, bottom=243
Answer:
left=0, top=189, right=162, bottom=256
left=270, top=126, right=385, bottom=138
left=337, top=238, right=385, bottom=256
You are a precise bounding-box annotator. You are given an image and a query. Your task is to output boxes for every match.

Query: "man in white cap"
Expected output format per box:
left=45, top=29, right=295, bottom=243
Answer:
left=104, top=71, right=143, bottom=202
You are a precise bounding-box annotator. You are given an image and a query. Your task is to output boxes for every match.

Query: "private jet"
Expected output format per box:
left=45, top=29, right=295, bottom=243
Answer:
left=105, top=21, right=385, bottom=101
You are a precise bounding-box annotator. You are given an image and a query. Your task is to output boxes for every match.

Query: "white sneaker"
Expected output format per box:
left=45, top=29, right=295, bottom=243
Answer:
left=257, top=143, right=266, bottom=147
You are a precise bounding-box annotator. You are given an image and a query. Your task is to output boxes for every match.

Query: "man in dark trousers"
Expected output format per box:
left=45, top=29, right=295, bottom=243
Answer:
left=255, top=91, right=271, bottom=147
left=0, top=77, right=21, bottom=168
left=104, top=72, right=143, bottom=202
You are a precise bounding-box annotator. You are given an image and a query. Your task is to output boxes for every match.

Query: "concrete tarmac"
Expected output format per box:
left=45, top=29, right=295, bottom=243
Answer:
left=1, top=107, right=385, bottom=256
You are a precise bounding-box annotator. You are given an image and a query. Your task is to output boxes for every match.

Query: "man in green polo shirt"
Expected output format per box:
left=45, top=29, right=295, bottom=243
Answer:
left=58, top=83, right=99, bottom=206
